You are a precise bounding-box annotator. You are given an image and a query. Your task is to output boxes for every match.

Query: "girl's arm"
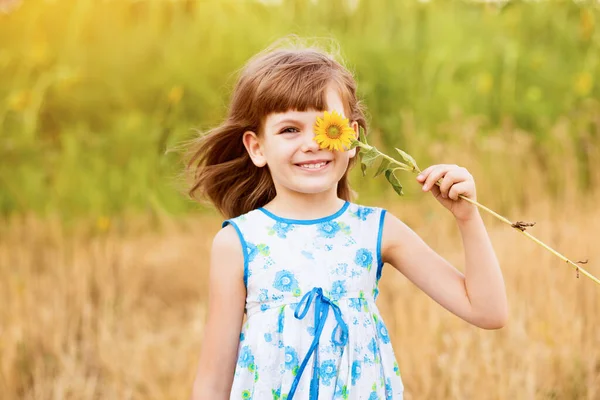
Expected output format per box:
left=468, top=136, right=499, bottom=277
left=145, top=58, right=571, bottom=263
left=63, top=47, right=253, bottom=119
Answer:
left=191, top=225, right=246, bottom=400
left=382, top=164, right=508, bottom=330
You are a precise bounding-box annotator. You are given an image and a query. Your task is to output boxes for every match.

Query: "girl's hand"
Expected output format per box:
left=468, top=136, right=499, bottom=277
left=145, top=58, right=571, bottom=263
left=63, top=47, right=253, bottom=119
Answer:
left=416, top=164, right=478, bottom=222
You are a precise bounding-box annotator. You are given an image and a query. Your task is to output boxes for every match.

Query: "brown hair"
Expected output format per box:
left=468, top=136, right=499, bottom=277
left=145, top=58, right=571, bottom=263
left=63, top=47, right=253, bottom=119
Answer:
left=184, top=39, right=368, bottom=218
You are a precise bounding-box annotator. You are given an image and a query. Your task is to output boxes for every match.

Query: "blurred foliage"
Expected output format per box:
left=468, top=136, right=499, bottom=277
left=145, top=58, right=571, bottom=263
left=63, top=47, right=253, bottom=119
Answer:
left=1, top=0, right=599, bottom=218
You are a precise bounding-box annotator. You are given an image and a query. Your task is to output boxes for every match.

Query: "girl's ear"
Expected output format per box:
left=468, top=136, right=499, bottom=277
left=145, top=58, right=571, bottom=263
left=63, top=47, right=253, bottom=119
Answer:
left=348, top=121, right=360, bottom=159
left=243, top=130, right=267, bottom=167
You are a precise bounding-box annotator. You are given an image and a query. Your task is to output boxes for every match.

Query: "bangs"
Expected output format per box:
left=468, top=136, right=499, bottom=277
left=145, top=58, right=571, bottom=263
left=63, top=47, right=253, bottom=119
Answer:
left=253, top=62, right=350, bottom=126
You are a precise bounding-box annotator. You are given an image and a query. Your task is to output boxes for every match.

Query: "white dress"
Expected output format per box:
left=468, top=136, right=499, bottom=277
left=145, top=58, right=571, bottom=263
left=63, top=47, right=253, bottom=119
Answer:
left=224, top=201, right=404, bottom=399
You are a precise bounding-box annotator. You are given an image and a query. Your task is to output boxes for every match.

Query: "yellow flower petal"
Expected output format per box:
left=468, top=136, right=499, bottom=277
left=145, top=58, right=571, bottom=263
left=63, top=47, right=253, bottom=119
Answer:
left=313, top=110, right=355, bottom=152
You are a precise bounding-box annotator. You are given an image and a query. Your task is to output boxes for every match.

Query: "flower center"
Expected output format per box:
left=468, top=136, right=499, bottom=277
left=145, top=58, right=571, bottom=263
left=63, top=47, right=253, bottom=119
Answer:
left=325, top=124, right=342, bottom=139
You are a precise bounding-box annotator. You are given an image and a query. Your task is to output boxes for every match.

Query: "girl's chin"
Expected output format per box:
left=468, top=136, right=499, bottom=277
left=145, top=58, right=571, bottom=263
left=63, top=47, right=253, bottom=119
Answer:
left=291, top=181, right=339, bottom=195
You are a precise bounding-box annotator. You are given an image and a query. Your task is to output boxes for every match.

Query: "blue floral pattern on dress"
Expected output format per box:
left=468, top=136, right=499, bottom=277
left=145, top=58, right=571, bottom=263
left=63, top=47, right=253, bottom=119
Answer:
left=376, top=318, right=391, bottom=344
left=338, top=221, right=352, bottom=235
left=351, top=360, right=362, bottom=385
left=238, top=346, right=255, bottom=368
left=334, top=382, right=348, bottom=399
left=257, top=243, right=270, bottom=256
left=349, top=298, right=362, bottom=312
left=273, top=270, right=299, bottom=292
left=330, top=280, right=347, bottom=301
left=385, top=377, right=393, bottom=399
left=269, top=222, right=294, bottom=238
left=355, top=248, right=373, bottom=271
left=368, top=338, right=379, bottom=364
left=277, top=306, right=285, bottom=333
left=317, top=221, right=340, bottom=238
left=246, top=242, right=258, bottom=263
left=319, top=360, right=337, bottom=385
left=301, top=250, right=314, bottom=259
left=351, top=206, right=374, bottom=221
left=258, top=289, right=269, bottom=302
left=284, top=346, right=299, bottom=371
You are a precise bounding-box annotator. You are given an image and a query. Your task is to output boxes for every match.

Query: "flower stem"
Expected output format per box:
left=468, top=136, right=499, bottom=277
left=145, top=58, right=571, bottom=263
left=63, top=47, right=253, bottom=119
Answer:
left=356, top=142, right=600, bottom=286
left=457, top=194, right=600, bottom=285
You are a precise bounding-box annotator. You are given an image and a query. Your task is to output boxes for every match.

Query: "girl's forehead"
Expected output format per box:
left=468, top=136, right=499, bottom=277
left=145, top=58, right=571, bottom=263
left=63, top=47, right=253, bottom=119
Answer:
left=264, top=89, right=348, bottom=126
left=265, top=108, right=345, bottom=127
left=266, top=109, right=320, bottom=124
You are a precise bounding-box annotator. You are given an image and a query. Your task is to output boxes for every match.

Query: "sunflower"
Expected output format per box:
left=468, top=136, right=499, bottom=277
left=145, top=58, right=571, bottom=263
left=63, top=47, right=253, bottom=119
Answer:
left=313, top=110, right=355, bottom=152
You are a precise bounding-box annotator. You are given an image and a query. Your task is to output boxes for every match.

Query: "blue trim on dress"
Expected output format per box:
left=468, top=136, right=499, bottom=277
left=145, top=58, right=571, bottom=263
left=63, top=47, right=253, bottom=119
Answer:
left=258, top=201, right=350, bottom=225
left=222, top=219, right=249, bottom=288
left=375, top=209, right=387, bottom=282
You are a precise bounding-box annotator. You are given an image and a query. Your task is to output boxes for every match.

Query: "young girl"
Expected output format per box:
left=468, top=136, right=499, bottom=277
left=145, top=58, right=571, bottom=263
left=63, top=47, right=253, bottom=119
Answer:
left=188, top=41, right=508, bottom=400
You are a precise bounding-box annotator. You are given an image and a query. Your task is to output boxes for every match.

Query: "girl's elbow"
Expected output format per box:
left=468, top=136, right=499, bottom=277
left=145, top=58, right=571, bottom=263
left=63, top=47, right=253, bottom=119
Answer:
left=482, top=317, right=507, bottom=330
left=469, top=302, right=508, bottom=329
left=478, top=309, right=508, bottom=330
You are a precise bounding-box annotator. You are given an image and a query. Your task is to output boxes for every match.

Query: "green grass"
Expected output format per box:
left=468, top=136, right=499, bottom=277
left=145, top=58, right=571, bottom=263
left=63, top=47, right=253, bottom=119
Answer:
left=1, top=0, right=599, bottom=218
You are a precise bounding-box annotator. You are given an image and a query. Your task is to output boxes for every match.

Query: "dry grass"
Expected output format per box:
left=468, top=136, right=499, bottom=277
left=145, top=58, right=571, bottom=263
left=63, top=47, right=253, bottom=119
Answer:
left=1, top=193, right=599, bottom=400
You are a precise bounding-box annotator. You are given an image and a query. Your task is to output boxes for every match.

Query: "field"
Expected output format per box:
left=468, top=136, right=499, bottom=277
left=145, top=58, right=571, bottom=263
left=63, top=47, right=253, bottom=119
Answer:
left=2, top=193, right=600, bottom=399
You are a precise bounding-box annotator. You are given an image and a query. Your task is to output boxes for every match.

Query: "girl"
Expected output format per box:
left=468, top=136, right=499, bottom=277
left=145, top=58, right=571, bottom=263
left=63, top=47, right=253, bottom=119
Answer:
left=188, top=41, right=508, bottom=400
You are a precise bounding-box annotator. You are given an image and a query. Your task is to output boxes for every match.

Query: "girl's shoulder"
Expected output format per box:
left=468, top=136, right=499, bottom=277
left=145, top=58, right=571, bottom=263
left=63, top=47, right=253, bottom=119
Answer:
left=347, top=201, right=385, bottom=213
left=345, top=202, right=387, bottom=223
left=221, top=208, right=264, bottom=228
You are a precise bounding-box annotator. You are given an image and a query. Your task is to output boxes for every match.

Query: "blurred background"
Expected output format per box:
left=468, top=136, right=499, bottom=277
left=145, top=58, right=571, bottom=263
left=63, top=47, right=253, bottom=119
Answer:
left=1, top=0, right=599, bottom=398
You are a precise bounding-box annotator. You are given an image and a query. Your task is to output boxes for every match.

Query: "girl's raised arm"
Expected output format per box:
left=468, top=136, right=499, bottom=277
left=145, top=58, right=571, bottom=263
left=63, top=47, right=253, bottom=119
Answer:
left=191, top=225, right=246, bottom=400
left=381, top=212, right=508, bottom=330
left=380, top=164, right=507, bottom=329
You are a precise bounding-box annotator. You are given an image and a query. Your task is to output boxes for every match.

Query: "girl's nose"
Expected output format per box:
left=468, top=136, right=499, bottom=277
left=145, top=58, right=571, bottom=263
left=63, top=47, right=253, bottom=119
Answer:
left=301, top=130, right=320, bottom=152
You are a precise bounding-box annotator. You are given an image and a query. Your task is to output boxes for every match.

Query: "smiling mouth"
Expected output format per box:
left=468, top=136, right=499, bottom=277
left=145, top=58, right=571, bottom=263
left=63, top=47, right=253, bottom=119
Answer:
left=296, top=161, right=331, bottom=170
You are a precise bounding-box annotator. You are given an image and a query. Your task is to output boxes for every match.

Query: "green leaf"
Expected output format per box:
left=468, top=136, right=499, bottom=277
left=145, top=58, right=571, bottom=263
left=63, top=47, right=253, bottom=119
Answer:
left=360, top=147, right=379, bottom=169
left=394, top=147, right=419, bottom=171
left=360, top=161, right=367, bottom=177
left=349, top=139, right=361, bottom=150
left=385, top=169, right=404, bottom=196
left=359, top=126, right=368, bottom=145
left=374, top=158, right=390, bottom=178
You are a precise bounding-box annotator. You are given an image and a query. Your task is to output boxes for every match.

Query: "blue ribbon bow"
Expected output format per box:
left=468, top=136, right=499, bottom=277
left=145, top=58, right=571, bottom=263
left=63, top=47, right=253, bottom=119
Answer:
left=287, top=287, right=349, bottom=400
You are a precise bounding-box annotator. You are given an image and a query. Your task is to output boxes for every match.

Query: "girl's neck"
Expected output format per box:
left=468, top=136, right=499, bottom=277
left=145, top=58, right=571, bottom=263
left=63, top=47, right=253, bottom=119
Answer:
left=262, top=192, right=346, bottom=221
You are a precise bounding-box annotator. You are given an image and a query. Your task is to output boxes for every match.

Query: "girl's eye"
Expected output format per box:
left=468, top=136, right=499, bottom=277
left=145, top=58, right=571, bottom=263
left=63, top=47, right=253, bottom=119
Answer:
left=280, top=127, right=300, bottom=134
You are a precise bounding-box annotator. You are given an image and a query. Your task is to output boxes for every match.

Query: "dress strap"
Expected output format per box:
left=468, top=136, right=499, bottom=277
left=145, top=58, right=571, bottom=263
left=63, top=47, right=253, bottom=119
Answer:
left=287, top=287, right=349, bottom=400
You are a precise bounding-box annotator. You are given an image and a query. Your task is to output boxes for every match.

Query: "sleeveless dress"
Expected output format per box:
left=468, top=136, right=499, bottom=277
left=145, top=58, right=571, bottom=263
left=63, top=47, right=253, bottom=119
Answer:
left=223, top=201, right=404, bottom=399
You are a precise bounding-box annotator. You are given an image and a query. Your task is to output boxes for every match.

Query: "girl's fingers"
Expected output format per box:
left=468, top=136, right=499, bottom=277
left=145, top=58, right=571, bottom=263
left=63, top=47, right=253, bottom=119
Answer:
left=416, top=165, right=435, bottom=182
left=417, top=164, right=445, bottom=183
left=448, top=181, right=471, bottom=200
left=430, top=183, right=442, bottom=199
left=422, top=165, right=450, bottom=191
left=417, top=164, right=446, bottom=182
left=439, top=169, right=469, bottom=197
left=438, top=172, right=457, bottom=198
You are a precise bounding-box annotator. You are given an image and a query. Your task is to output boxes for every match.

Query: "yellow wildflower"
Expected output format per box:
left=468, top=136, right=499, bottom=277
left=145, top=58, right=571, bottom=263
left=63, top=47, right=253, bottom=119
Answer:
left=313, top=110, right=355, bottom=152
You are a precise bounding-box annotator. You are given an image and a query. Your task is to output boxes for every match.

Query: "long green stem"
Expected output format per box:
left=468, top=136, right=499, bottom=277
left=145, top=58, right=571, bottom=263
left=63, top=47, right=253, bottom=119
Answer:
left=356, top=142, right=600, bottom=286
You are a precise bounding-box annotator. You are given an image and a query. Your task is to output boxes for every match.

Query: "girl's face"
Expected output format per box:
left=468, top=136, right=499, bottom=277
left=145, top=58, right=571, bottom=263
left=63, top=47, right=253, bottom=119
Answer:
left=243, top=87, right=358, bottom=199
